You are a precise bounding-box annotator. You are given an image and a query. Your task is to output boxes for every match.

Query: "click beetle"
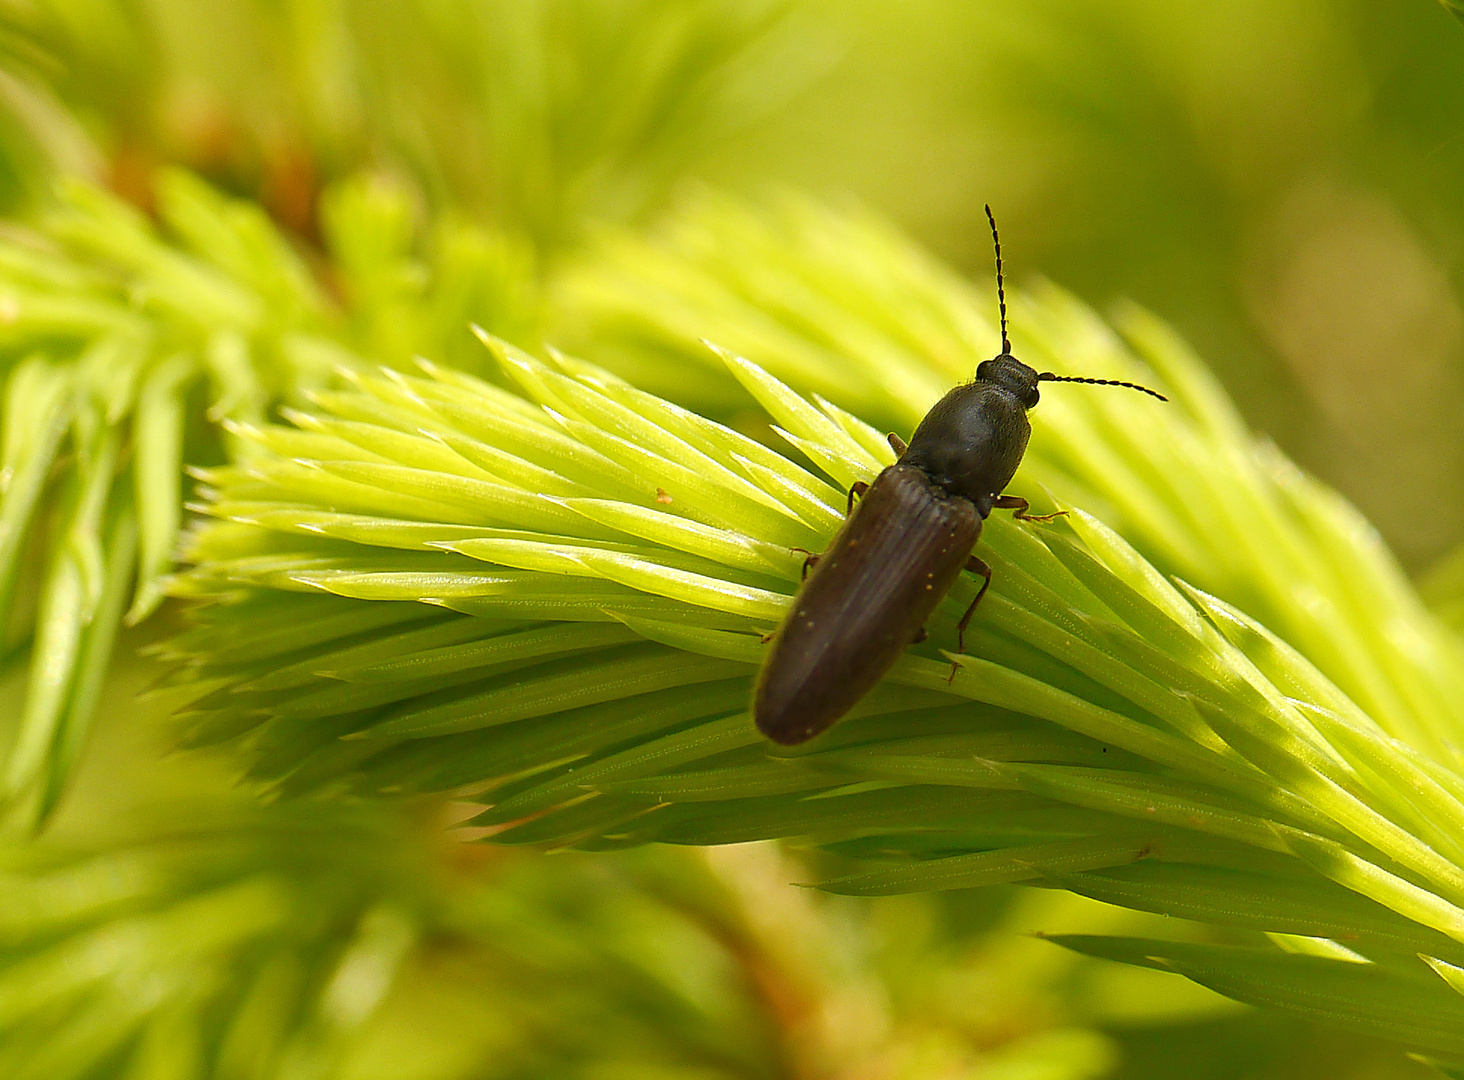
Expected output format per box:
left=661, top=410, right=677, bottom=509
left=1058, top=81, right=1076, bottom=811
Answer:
left=754, top=206, right=1166, bottom=745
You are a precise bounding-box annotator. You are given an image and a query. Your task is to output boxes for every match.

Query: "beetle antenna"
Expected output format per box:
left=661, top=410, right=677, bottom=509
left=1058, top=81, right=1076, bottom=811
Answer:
left=984, top=204, right=1010, bottom=355
left=1037, top=372, right=1169, bottom=401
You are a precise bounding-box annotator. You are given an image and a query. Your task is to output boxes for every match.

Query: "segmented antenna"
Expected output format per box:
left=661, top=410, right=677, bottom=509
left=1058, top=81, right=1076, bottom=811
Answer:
left=1037, top=372, right=1169, bottom=401
left=984, top=204, right=1010, bottom=355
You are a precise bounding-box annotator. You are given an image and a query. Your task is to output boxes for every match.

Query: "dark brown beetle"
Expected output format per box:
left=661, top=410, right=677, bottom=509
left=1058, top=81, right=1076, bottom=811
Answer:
left=754, top=207, right=1166, bottom=745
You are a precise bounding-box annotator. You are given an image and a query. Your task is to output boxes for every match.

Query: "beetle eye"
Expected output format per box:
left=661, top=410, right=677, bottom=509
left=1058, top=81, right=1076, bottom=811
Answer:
left=976, top=360, right=994, bottom=381
left=1025, top=387, right=1040, bottom=407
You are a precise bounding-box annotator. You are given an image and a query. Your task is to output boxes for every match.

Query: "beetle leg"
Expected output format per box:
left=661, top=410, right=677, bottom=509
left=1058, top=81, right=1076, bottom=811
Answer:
left=887, top=432, right=909, bottom=456
left=949, top=554, right=993, bottom=683
left=846, top=480, right=870, bottom=515
left=957, top=555, right=992, bottom=652
left=993, top=493, right=1068, bottom=523
left=789, top=547, right=822, bottom=580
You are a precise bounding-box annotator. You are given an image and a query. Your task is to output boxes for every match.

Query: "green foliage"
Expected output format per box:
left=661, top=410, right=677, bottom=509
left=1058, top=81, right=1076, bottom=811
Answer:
left=160, top=194, right=1464, bottom=1063
left=0, top=4, right=98, bottom=210
left=559, top=191, right=1464, bottom=754
left=1421, top=542, right=1464, bottom=633
left=1051, top=934, right=1464, bottom=1058
left=0, top=797, right=801, bottom=1080
left=0, top=745, right=1242, bottom=1080
left=0, top=0, right=817, bottom=830
left=0, top=170, right=538, bottom=831
left=0, top=0, right=812, bottom=244
left=4, top=1, right=1464, bottom=1074
left=0, top=802, right=432, bottom=1079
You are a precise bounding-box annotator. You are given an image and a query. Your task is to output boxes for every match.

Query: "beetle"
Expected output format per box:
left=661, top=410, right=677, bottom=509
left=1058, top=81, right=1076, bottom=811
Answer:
left=753, top=206, right=1166, bottom=745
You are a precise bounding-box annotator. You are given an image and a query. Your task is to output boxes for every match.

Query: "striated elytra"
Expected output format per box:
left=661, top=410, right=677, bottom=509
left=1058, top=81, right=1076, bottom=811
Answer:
left=754, top=207, right=1166, bottom=745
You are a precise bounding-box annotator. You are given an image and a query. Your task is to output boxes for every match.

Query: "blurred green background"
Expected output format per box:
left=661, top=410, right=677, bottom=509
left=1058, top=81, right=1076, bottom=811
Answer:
left=1, top=0, right=1463, bottom=1076
left=6, top=0, right=1461, bottom=569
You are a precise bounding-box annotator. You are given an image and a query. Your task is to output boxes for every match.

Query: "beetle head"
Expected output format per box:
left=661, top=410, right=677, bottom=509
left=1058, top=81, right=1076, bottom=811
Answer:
left=976, top=353, right=1041, bottom=408
left=976, top=207, right=1167, bottom=412
left=977, top=207, right=1041, bottom=409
